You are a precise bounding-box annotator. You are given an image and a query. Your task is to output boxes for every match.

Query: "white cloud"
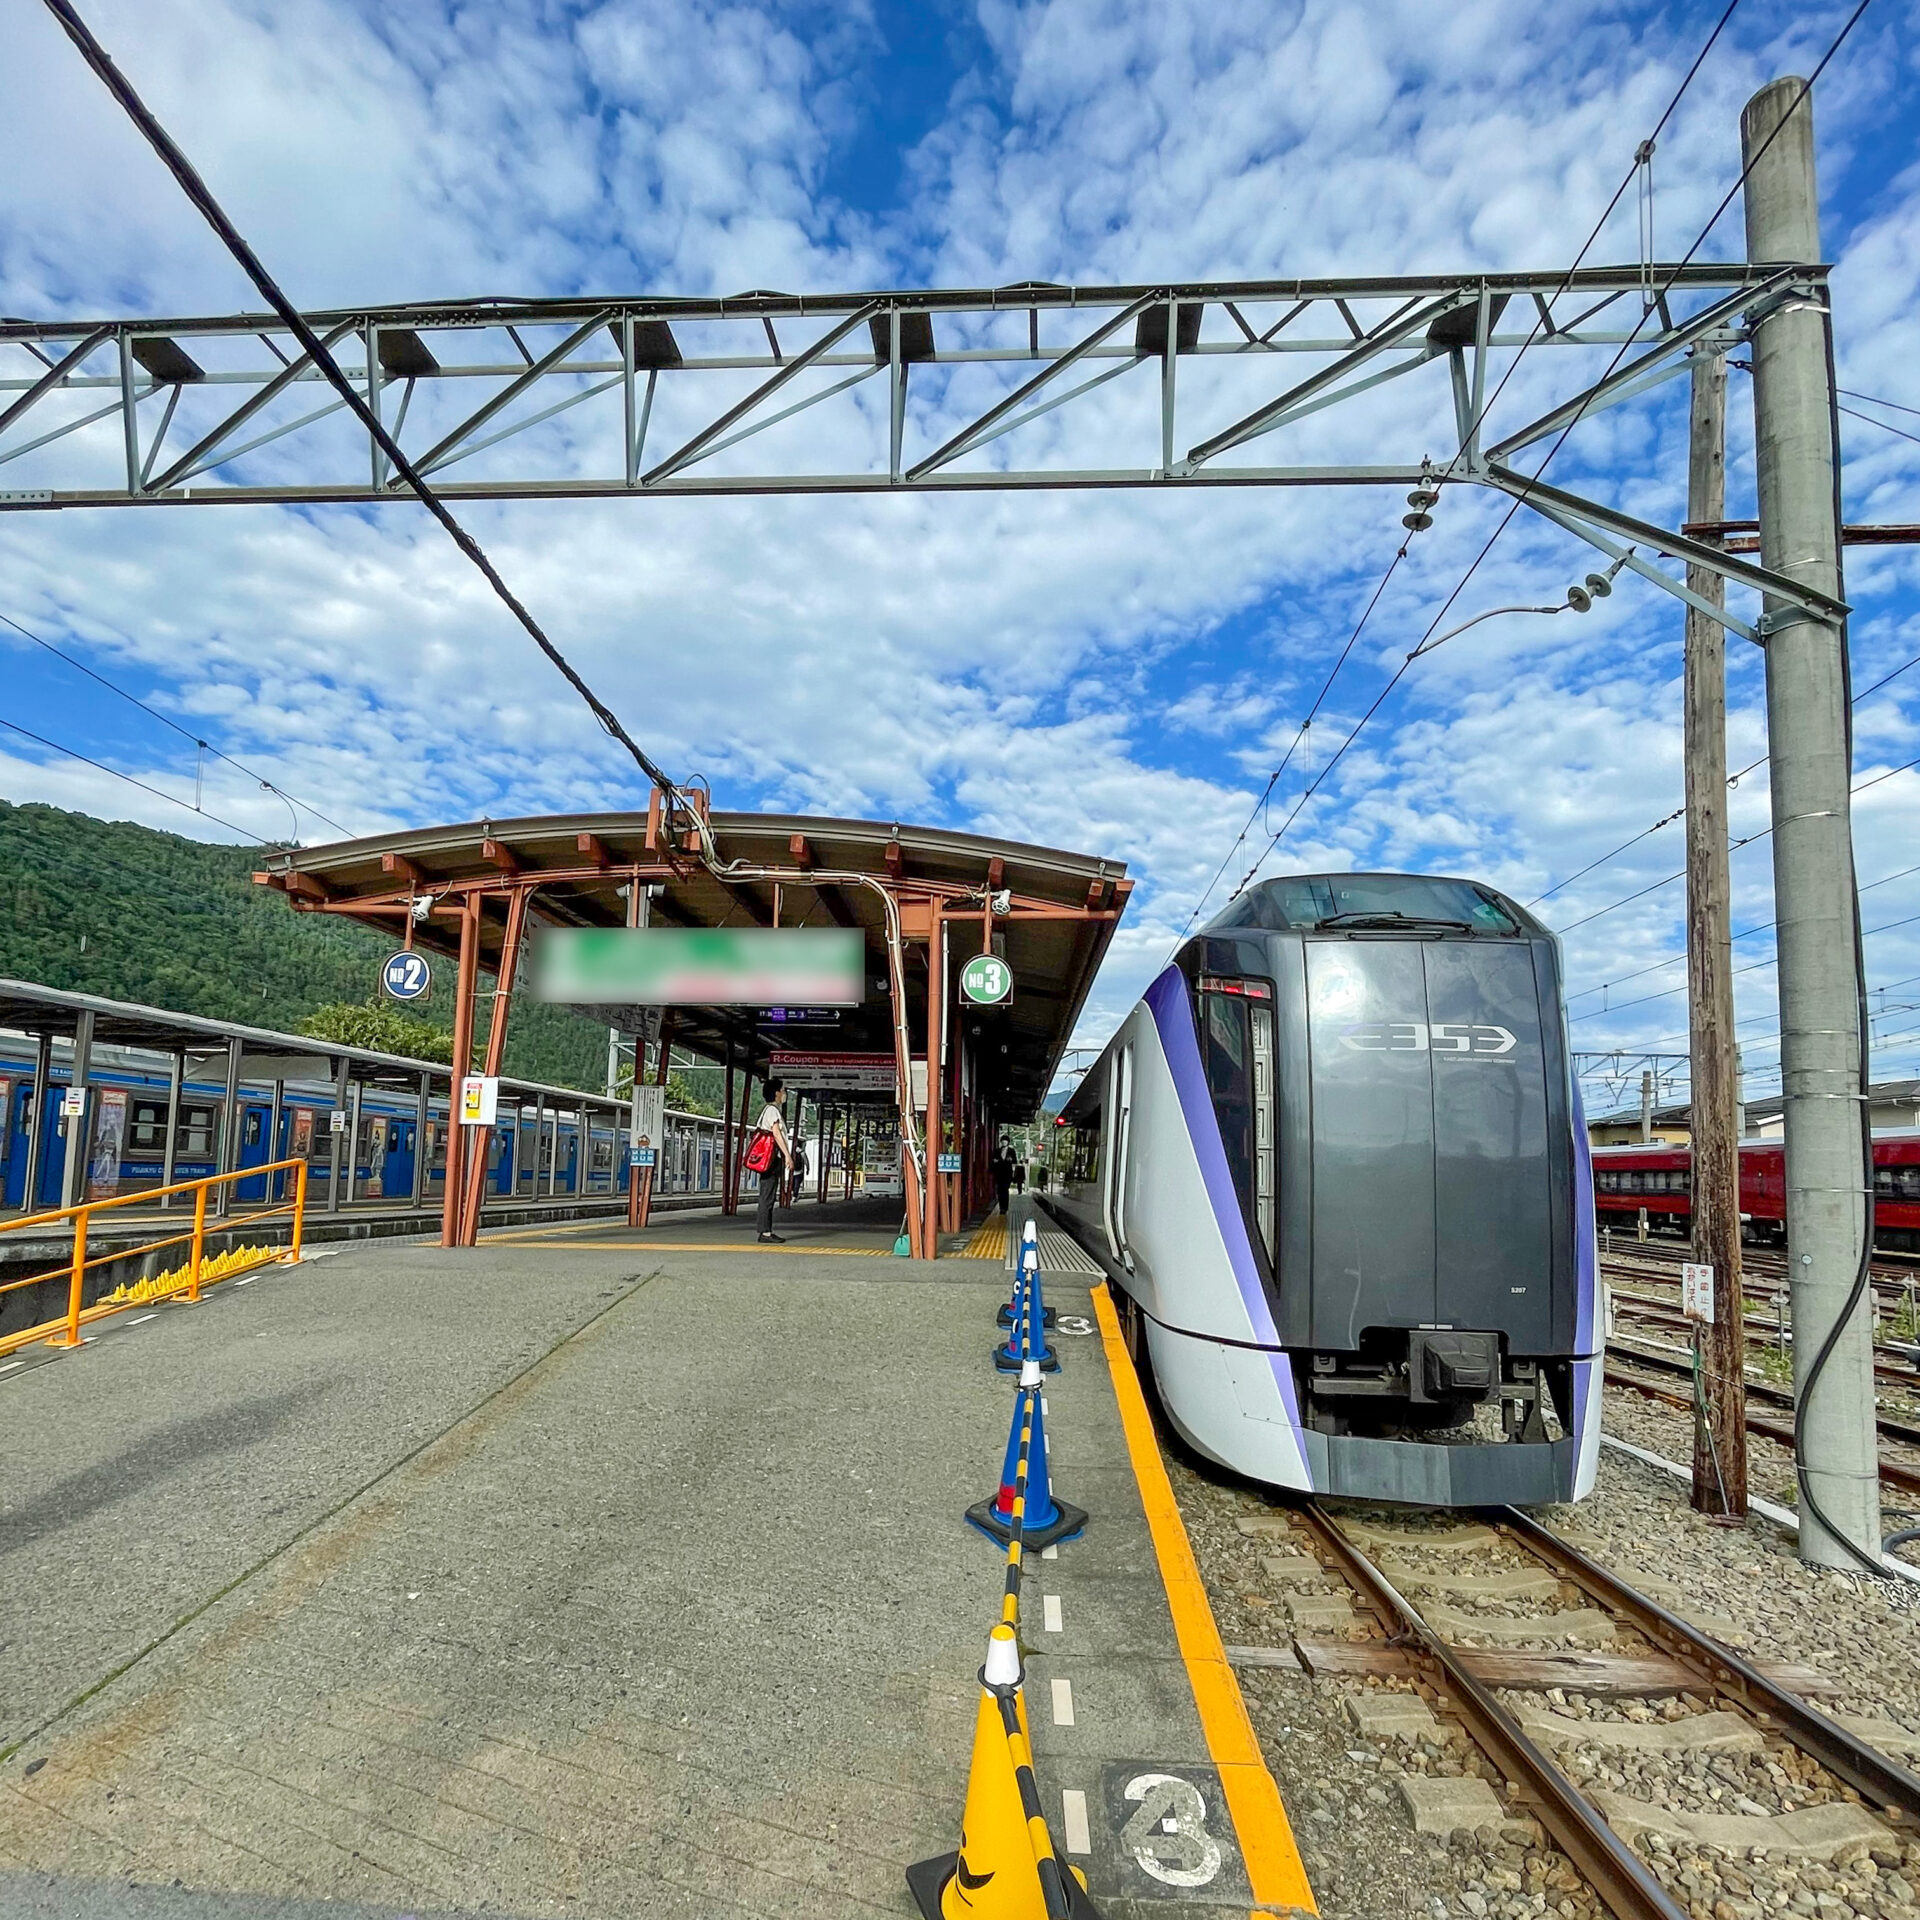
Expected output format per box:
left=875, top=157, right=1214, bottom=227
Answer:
left=1, top=0, right=1916, bottom=1104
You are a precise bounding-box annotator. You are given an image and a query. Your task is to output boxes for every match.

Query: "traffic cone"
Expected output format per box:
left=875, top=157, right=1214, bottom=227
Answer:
left=993, top=1251, right=1058, bottom=1373
left=967, top=1376, right=1086, bottom=1552
left=996, top=1226, right=1056, bottom=1329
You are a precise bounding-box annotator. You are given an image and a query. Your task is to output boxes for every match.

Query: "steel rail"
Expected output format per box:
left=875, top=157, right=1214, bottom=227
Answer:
left=1604, top=1342, right=1920, bottom=1455
left=1492, top=1506, right=1920, bottom=1821
left=1294, top=1502, right=1686, bottom=1920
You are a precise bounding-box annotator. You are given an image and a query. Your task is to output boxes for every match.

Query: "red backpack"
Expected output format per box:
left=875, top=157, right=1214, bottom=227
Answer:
left=743, top=1129, right=776, bottom=1174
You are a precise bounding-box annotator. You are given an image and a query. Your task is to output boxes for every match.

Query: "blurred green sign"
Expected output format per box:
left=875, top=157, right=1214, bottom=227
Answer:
left=532, top=927, right=865, bottom=1007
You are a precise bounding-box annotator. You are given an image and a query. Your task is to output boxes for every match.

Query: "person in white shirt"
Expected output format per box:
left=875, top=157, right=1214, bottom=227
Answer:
left=754, top=1077, right=794, bottom=1243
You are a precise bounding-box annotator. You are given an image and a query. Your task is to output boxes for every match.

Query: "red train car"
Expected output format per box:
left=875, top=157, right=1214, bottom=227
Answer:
left=1591, top=1133, right=1920, bottom=1252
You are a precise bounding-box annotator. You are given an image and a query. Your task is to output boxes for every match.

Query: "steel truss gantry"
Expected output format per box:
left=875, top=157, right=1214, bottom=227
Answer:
left=0, top=263, right=1845, bottom=638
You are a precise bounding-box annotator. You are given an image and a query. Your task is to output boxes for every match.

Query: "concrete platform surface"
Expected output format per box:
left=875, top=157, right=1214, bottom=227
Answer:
left=0, top=1196, right=1280, bottom=1919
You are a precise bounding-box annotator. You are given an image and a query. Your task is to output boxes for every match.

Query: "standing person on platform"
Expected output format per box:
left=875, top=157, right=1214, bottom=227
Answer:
left=1012, top=1158, right=1026, bottom=1197
left=992, top=1146, right=1013, bottom=1219
left=753, top=1078, right=794, bottom=1243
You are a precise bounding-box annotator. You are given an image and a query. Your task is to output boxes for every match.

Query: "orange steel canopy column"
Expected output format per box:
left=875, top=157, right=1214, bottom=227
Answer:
left=458, top=885, right=531, bottom=1248
left=922, top=898, right=942, bottom=1261
left=440, top=892, right=482, bottom=1249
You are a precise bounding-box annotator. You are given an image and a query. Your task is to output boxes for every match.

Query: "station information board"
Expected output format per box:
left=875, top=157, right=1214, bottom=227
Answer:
left=767, top=1051, right=897, bottom=1094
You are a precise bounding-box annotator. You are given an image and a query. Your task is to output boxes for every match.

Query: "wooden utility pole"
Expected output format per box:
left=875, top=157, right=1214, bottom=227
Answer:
left=1684, top=342, right=1747, bottom=1517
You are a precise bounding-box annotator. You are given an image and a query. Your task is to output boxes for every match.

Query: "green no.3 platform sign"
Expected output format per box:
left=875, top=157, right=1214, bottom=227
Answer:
left=959, top=954, right=1013, bottom=1006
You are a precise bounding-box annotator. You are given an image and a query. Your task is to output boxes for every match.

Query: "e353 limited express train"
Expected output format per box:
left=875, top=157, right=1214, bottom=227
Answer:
left=1050, top=872, right=1598, bottom=1507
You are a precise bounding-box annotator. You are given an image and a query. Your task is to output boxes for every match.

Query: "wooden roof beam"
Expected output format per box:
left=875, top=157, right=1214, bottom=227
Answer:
left=382, top=851, right=427, bottom=889
left=481, top=838, right=520, bottom=874
left=576, top=832, right=612, bottom=869
left=253, top=868, right=331, bottom=903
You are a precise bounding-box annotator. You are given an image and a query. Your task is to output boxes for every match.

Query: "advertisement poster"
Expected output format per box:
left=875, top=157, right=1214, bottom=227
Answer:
left=460, top=1075, right=500, bottom=1127
left=288, top=1108, right=315, bottom=1159
left=87, top=1089, right=127, bottom=1200
left=364, top=1117, right=388, bottom=1198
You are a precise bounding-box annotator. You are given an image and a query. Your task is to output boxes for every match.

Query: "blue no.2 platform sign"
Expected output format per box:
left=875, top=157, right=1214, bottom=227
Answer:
left=382, top=951, right=432, bottom=1002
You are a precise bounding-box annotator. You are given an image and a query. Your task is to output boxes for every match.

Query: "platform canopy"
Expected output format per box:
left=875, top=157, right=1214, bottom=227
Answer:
left=254, top=810, right=1130, bottom=1122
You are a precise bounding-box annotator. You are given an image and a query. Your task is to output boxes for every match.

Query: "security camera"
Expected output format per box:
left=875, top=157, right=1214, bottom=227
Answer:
left=990, top=889, right=1012, bottom=915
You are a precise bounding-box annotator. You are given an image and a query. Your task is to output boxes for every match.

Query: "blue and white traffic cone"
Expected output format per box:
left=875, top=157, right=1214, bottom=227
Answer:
left=996, top=1221, right=1056, bottom=1329
left=966, top=1368, right=1086, bottom=1551
left=993, top=1239, right=1058, bottom=1373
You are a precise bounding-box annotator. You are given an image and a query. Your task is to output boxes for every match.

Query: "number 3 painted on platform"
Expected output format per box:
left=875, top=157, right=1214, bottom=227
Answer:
left=1121, top=1773, right=1223, bottom=1888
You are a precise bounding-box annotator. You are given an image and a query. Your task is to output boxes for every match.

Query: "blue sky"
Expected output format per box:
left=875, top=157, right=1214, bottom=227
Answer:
left=2, top=0, right=1918, bottom=1113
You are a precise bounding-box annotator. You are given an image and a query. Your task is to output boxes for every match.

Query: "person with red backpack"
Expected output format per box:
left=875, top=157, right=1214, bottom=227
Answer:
left=747, top=1077, right=794, bottom=1243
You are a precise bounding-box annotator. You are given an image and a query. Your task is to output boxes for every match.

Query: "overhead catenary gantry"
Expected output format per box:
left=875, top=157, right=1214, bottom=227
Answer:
left=0, top=264, right=1846, bottom=643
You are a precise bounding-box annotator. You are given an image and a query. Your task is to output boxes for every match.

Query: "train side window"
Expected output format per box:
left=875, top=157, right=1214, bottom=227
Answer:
left=129, top=1100, right=168, bottom=1151
left=180, top=1105, right=216, bottom=1156
left=1900, top=1167, right=1920, bottom=1200
left=244, top=1112, right=263, bottom=1147
left=1200, top=987, right=1276, bottom=1258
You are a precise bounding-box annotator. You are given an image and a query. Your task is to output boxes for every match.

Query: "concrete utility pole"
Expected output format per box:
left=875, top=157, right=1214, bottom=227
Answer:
left=1639, top=1070, right=1654, bottom=1143
left=1743, top=78, right=1879, bottom=1566
left=1683, top=344, right=1747, bottom=1516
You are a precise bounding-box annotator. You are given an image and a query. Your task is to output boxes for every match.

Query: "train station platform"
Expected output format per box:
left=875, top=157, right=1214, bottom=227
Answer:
left=0, top=1199, right=1306, bottom=1920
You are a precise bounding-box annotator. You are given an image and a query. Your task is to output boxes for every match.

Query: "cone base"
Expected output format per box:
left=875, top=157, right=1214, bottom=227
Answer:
left=905, top=1850, right=956, bottom=1920
left=964, top=1494, right=1087, bottom=1552
left=906, top=1844, right=1106, bottom=1918
left=995, top=1301, right=1057, bottom=1328
left=993, top=1344, right=1059, bottom=1373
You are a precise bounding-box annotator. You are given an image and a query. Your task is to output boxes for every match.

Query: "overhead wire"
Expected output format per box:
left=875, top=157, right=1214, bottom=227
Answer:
left=1225, top=0, right=1769, bottom=900
left=42, top=0, right=682, bottom=812
left=0, top=608, right=353, bottom=837
left=0, top=713, right=270, bottom=842
left=1165, top=2, right=1747, bottom=938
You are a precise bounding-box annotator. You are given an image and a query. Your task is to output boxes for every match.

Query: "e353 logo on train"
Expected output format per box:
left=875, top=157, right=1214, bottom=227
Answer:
left=1338, top=1021, right=1519, bottom=1056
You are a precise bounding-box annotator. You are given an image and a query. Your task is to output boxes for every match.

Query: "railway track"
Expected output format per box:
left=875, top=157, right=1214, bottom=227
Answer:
left=1603, top=1340, right=1920, bottom=1500
left=1274, top=1500, right=1920, bottom=1920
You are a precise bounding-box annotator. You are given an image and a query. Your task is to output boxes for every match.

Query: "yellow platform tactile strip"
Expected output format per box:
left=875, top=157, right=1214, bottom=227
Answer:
left=486, top=1238, right=893, bottom=1256
left=1091, top=1283, right=1318, bottom=1916
left=961, top=1215, right=1009, bottom=1260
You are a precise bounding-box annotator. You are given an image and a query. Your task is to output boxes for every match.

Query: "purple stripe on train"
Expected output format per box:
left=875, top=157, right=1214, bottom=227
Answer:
left=1143, top=964, right=1305, bottom=1430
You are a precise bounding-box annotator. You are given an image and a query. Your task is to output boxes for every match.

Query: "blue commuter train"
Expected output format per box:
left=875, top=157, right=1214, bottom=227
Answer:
left=0, top=1037, right=726, bottom=1212
left=1049, top=872, right=1599, bottom=1508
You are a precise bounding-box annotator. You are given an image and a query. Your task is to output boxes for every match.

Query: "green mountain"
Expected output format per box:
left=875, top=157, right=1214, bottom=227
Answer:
left=0, top=799, right=611, bottom=1092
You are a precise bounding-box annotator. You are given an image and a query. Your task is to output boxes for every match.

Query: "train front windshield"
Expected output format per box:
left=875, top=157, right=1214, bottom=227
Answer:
left=1249, top=875, right=1521, bottom=935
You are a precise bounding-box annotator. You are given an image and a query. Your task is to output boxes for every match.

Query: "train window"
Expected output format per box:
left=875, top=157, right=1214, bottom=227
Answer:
left=180, top=1105, right=216, bottom=1156
left=1246, top=873, right=1521, bottom=935
left=1875, top=1165, right=1920, bottom=1199
left=129, top=1100, right=169, bottom=1151
left=244, top=1112, right=263, bottom=1147
left=1200, top=987, right=1276, bottom=1258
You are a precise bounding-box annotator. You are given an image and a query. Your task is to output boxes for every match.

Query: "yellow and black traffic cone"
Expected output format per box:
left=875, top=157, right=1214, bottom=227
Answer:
left=907, top=1626, right=1102, bottom=1918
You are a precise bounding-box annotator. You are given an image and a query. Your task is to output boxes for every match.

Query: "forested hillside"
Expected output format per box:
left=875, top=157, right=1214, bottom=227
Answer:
left=0, top=800, right=610, bottom=1091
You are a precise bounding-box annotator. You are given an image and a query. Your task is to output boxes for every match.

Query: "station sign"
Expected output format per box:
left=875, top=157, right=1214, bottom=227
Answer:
left=769, top=1050, right=897, bottom=1094
left=61, top=1086, right=87, bottom=1118
left=759, top=1007, right=842, bottom=1027
left=533, top=927, right=863, bottom=1006
left=459, top=1075, right=500, bottom=1127
left=630, top=1147, right=656, bottom=1169
left=937, top=1152, right=962, bottom=1173
left=959, top=955, right=1013, bottom=1007
left=382, top=951, right=431, bottom=1001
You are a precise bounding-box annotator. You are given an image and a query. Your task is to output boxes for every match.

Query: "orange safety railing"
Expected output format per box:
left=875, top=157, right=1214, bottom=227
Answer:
left=0, top=1158, right=308, bottom=1357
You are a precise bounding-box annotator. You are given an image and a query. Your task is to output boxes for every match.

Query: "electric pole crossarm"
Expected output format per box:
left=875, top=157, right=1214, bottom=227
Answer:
left=1482, top=273, right=1794, bottom=465
left=1479, top=465, right=1850, bottom=619
left=1516, top=491, right=1762, bottom=643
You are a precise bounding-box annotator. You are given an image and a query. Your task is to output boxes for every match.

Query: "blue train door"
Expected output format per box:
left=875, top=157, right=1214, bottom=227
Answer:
left=385, top=1120, right=415, bottom=1200
left=2, top=1080, right=29, bottom=1208
left=494, top=1123, right=515, bottom=1195
left=236, top=1103, right=274, bottom=1202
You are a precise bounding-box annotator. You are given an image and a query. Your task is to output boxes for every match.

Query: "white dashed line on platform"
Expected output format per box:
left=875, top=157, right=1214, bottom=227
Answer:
left=127, top=1314, right=158, bottom=1326
left=234, top=1277, right=256, bottom=1286
left=1050, top=1677, right=1075, bottom=1727
left=0, top=1360, right=23, bottom=1375
left=1043, top=1594, right=1063, bottom=1633
left=1060, top=1788, right=1091, bottom=1854
left=1041, top=1544, right=1058, bottom=1560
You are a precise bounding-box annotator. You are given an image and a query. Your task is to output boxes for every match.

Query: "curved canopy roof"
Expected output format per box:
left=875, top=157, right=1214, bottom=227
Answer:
left=255, top=811, right=1130, bottom=1120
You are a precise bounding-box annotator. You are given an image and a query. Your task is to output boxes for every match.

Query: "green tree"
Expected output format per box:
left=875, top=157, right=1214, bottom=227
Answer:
left=298, top=999, right=455, bottom=1063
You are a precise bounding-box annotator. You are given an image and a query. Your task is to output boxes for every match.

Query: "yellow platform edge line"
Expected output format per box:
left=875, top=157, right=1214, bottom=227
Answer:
left=1090, top=1283, right=1318, bottom=1918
